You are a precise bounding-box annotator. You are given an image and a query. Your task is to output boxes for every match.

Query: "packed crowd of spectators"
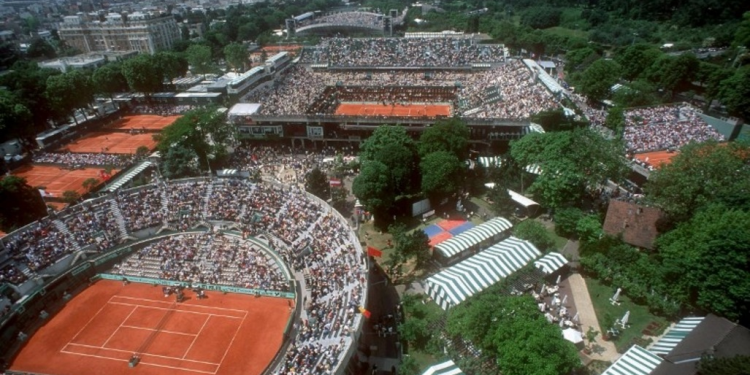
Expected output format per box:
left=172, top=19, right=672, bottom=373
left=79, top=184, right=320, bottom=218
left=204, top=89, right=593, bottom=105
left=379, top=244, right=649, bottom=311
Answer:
left=0, top=264, right=27, bottom=285
left=1, top=219, right=76, bottom=272
left=113, top=233, right=287, bottom=291
left=297, top=12, right=382, bottom=28
left=32, top=152, right=135, bottom=168
left=245, top=60, right=558, bottom=120
left=2, top=162, right=365, bottom=374
left=622, top=104, right=725, bottom=154
left=130, top=104, right=195, bottom=116
left=301, top=37, right=504, bottom=67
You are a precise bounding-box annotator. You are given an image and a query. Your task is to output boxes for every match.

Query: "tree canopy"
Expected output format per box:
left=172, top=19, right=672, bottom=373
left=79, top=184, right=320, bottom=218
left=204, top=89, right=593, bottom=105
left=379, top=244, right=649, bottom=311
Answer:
left=510, top=128, right=629, bottom=208
left=305, top=167, right=330, bottom=200
left=645, top=141, right=750, bottom=220
left=420, top=151, right=464, bottom=201
left=418, top=118, right=469, bottom=159
left=0, top=176, right=47, bottom=231
left=575, top=59, right=621, bottom=102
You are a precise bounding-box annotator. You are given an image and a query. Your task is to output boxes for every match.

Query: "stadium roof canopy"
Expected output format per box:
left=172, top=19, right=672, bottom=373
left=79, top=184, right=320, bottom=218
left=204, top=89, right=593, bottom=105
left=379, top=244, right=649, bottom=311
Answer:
left=228, top=103, right=261, bottom=117
left=426, top=236, right=541, bottom=309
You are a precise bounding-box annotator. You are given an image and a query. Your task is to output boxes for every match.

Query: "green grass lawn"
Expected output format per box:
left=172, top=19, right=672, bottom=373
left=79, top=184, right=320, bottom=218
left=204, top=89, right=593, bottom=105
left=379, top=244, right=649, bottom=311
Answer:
left=586, top=277, right=669, bottom=353
left=546, top=225, right=569, bottom=251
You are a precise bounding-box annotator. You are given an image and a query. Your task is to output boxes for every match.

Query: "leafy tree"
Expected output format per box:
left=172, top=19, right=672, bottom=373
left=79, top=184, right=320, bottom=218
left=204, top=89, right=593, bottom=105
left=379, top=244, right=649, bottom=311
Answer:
left=359, top=125, right=417, bottom=163
left=82, top=178, right=99, bottom=192
left=352, top=161, right=394, bottom=220
left=656, top=205, right=750, bottom=323
left=399, top=355, right=421, bottom=375
left=161, top=144, right=200, bottom=179
left=565, top=47, right=599, bottom=73
left=575, top=59, right=621, bottom=102
left=513, top=220, right=555, bottom=251
left=554, top=207, right=584, bottom=237
left=646, top=53, right=700, bottom=95
left=154, top=51, right=188, bottom=83
left=576, top=214, right=603, bottom=243
left=135, top=145, right=150, bottom=159
left=645, top=141, right=750, bottom=220
left=418, top=117, right=469, bottom=159
left=605, top=106, right=625, bottom=133
left=520, top=7, right=561, bottom=29
left=0, top=176, right=47, bottom=231
left=0, top=90, right=32, bottom=139
left=224, top=42, right=249, bottom=71
left=186, top=44, right=213, bottom=77
left=615, top=44, right=662, bottom=81
left=156, top=106, right=236, bottom=169
left=374, top=143, right=420, bottom=196
left=45, top=70, right=93, bottom=124
left=62, top=190, right=81, bottom=204
left=718, top=66, right=750, bottom=119
left=611, top=80, right=660, bottom=108
left=26, top=38, right=56, bottom=59
left=398, top=294, right=436, bottom=350
left=122, top=55, right=164, bottom=97
left=91, top=63, right=128, bottom=104
left=305, top=167, right=330, bottom=200
left=734, top=12, right=750, bottom=48
left=420, top=151, right=464, bottom=201
left=0, top=42, right=20, bottom=69
left=699, top=355, right=750, bottom=375
left=510, top=128, right=629, bottom=208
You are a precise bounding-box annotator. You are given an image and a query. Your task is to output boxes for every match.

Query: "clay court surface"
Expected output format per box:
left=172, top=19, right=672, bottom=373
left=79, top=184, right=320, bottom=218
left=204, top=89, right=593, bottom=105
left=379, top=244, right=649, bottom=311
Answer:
left=335, top=103, right=451, bottom=117
left=13, top=164, right=118, bottom=197
left=59, top=132, right=157, bottom=154
left=108, top=115, right=181, bottom=131
left=634, top=150, right=678, bottom=168
left=10, top=280, right=290, bottom=375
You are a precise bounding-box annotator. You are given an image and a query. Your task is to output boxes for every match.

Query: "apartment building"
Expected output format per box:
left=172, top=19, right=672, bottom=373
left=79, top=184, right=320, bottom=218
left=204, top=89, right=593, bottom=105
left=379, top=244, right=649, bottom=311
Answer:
left=58, top=12, right=181, bottom=54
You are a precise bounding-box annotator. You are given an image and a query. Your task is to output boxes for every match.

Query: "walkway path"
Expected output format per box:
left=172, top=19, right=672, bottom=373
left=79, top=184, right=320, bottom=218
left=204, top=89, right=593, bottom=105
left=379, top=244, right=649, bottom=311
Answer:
left=568, top=272, right=620, bottom=363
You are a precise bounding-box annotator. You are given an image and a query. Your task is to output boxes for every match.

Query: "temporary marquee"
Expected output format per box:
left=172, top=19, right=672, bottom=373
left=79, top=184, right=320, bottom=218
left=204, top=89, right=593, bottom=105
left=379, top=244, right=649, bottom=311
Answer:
left=433, top=217, right=512, bottom=259
left=426, top=237, right=541, bottom=310
left=534, top=252, right=568, bottom=274
left=422, top=360, right=463, bottom=375
left=601, top=345, right=663, bottom=375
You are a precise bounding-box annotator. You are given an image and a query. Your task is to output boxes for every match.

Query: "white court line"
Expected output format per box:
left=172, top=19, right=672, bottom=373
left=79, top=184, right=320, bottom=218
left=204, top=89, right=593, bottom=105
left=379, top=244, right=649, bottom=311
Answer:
left=60, top=350, right=217, bottom=374
left=120, top=325, right=199, bottom=336
left=214, top=312, right=248, bottom=374
left=182, top=315, right=211, bottom=359
left=112, top=295, right=249, bottom=314
left=101, top=305, right=138, bottom=348
left=64, top=343, right=220, bottom=365
left=67, top=295, right=120, bottom=344
left=108, top=301, right=242, bottom=319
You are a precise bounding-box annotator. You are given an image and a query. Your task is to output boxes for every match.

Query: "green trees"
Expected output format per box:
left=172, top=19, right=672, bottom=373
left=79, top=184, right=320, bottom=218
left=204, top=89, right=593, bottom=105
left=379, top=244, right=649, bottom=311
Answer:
left=154, top=51, right=188, bottom=83
left=122, top=55, right=164, bottom=97
left=446, top=293, right=580, bottom=375
left=699, top=355, right=750, bottom=375
left=656, top=206, right=750, bottom=322
left=26, top=38, right=56, bottom=59
left=352, top=161, right=394, bottom=220
left=186, top=44, right=214, bottom=77
left=156, top=106, right=236, bottom=177
left=615, top=44, right=662, bottom=82
left=645, top=141, right=750, bottom=220
left=162, top=144, right=200, bottom=179
left=305, top=167, right=330, bottom=200
left=0, top=176, right=47, bottom=231
left=0, top=90, right=32, bottom=139
left=420, top=151, right=464, bottom=201
left=45, top=70, right=93, bottom=124
left=91, top=63, right=128, bottom=103
left=223, top=42, right=249, bottom=71
left=510, top=128, right=628, bottom=209
left=575, top=59, right=621, bottom=102
left=418, top=118, right=469, bottom=159
left=718, top=66, right=750, bottom=119
left=513, top=220, right=555, bottom=251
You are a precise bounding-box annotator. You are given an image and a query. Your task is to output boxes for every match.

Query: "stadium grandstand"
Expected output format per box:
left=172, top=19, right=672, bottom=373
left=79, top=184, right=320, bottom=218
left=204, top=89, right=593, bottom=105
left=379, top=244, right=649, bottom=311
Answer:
left=0, top=177, right=367, bottom=375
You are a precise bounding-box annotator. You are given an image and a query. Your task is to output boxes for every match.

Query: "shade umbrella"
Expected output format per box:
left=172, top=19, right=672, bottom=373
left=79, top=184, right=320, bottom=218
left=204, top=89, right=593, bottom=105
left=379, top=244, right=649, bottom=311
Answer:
left=572, top=312, right=579, bottom=323
left=562, top=295, right=568, bottom=305
left=556, top=274, right=561, bottom=285
left=611, top=288, right=621, bottom=302
left=620, top=311, right=630, bottom=328
left=562, top=328, right=583, bottom=344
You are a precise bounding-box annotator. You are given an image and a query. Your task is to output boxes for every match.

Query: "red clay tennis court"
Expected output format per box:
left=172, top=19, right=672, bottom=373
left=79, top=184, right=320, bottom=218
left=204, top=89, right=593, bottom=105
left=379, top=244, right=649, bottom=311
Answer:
left=59, top=132, right=157, bottom=154
left=335, top=103, right=451, bottom=117
left=634, top=150, right=678, bottom=168
left=10, top=280, right=291, bottom=375
left=108, top=115, right=181, bottom=131
left=12, top=164, right=118, bottom=196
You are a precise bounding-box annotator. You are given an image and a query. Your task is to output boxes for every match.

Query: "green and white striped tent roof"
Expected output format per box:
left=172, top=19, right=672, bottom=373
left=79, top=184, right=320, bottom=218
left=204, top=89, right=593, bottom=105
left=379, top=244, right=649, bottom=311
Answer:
left=602, top=345, right=663, bottom=375
left=533, top=252, right=568, bottom=274
left=426, top=237, right=541, bottom=310
left=434, top=217, right=513, bottom=258
left=422, top=360, right=463, bottom=375
left=648, top=317, right=704, bottom=355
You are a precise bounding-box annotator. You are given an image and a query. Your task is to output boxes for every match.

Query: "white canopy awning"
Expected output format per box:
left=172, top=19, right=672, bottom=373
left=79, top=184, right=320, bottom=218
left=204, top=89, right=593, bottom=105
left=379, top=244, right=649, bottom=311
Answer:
left=434, top=217, right=512, bottom=258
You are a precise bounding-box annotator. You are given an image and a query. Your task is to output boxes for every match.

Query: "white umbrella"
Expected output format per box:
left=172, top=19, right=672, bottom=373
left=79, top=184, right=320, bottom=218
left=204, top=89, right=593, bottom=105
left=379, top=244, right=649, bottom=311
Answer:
left=556, top=274, right=562, bottom=285
left=620, top=311, right=630, bottom=328
left=540, top=283, right=545, bottom=294
left=572, top=312, right=580, bottom=323
left=562, top=295, right=568, bottom=305
left=562, top=328, right=583, bottom=344
left=559, top=318, right=565, bottom=327
left=611, top=288, right=621, bottom=302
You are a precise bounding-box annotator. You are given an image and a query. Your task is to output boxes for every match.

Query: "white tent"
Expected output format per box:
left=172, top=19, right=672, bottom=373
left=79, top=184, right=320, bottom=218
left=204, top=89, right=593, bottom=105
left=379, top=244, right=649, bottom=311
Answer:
left=562, top=328, right=583, bottom=345
left=534, top=252, right=568, bottom=274
left=433, top=217, right=512, bottom=259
